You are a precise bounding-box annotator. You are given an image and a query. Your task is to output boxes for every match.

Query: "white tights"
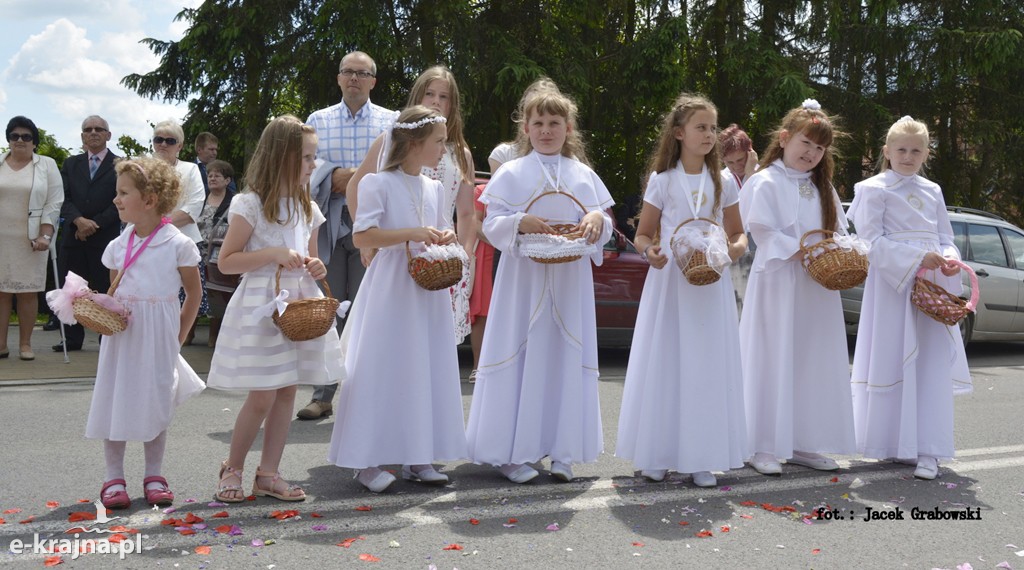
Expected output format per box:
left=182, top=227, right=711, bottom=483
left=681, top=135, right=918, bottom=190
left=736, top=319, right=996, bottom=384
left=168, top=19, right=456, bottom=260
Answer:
left=103, top=431, right=169, bottom=493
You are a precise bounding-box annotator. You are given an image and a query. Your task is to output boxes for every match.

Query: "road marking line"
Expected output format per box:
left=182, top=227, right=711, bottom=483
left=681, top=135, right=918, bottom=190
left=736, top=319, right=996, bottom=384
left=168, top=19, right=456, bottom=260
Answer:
left=4, top=448, right=1020, bottom=541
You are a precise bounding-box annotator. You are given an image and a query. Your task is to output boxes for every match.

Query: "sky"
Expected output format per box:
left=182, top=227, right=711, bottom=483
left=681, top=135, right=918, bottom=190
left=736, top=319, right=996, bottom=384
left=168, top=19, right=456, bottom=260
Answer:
left=0, top=0, right=202, bottom=153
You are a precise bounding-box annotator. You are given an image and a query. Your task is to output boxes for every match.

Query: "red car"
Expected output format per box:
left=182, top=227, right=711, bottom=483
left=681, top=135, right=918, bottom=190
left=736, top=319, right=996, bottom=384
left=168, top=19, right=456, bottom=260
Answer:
left=595, top=228, right=648, bottom=346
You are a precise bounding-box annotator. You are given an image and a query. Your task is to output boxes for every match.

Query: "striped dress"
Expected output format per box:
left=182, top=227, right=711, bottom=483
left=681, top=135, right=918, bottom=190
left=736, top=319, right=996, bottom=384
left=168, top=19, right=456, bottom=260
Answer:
left=206, top=192, right=345, bottom=391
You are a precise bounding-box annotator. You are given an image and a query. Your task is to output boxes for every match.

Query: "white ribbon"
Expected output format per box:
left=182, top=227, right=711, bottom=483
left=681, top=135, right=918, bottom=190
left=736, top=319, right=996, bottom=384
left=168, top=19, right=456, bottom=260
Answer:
left=254, top=289, right=290, bottom=320
left=337, top=300, right=352, bottom=319
left=671, top=223, right=731, bottom=275
left=831, top=233, right=870, bottom=255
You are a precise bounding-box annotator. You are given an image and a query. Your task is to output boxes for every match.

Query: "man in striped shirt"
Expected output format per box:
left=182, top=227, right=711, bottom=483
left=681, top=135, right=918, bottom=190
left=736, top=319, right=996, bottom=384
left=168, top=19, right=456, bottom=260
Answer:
left=300, top=51, right=398, bottom=420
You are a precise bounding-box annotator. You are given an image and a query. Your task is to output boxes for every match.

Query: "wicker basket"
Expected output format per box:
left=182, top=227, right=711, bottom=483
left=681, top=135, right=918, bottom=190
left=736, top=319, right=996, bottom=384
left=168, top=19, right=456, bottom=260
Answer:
left=406, top=242, right=464, bottom=291
left=272, top=267, right=340, bottom=342
left=522, top=191, right=587, bottom=264
left=669, top=217, right=722, bottom=286
left=799, top=229, right=869, bottom=290
left=72, top=271, right=128, bottom=336
left=911, top=259, right=978, bottom=326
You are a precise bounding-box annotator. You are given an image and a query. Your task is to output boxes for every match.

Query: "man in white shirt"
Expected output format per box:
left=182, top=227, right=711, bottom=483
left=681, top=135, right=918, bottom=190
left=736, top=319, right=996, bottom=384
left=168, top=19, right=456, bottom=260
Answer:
left=298, top=51, right=398, bottom=420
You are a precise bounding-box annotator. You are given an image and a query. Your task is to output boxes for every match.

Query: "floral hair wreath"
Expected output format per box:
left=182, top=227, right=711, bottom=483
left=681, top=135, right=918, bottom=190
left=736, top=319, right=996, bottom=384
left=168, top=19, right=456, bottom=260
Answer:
left=392, top=116, right=447, bottom=130
left=375, top=115, right=448, bottom=171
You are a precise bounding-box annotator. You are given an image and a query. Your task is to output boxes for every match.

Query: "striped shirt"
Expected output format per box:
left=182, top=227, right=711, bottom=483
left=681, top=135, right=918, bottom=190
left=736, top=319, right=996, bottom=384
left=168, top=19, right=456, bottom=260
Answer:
left=306, top=99, right=398, bottom=169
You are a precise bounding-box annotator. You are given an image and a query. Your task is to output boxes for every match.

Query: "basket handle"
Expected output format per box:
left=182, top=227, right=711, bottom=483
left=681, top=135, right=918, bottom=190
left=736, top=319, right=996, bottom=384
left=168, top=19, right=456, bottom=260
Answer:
left=799, top=229, right=834, bottom=250
left=275, top=265, right=334, bottom=300
left=524, top=191, right=589, bottom=218
left=669, top=217, right=720, bottom=241
left=915, top=259, right=979, bottom=312
left=106, top=270, right=124, bottom=296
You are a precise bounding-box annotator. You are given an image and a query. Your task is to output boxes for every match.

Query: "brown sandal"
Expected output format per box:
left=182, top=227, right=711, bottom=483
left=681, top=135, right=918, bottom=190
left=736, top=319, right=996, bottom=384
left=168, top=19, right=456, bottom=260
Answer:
left=252, top=468, right=305, bottom=502
left=215, top=461, right=246, bottom=503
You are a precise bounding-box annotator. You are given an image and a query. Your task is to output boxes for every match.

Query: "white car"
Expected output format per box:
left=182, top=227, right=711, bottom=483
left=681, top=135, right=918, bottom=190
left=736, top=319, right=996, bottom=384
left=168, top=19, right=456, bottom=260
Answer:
left=841, top=206, right=1024, bottom=344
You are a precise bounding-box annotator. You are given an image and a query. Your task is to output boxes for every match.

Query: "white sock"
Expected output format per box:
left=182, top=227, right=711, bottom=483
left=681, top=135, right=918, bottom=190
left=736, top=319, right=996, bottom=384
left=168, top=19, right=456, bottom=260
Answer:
left=143, top=431, right=168, bottom=491
left=104, top=440, right=127, bottom=493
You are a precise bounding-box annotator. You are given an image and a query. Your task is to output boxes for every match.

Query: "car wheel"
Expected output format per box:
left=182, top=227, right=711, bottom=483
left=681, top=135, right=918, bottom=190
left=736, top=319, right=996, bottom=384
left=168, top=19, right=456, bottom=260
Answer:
left=958, top=314, right=973, bottom=347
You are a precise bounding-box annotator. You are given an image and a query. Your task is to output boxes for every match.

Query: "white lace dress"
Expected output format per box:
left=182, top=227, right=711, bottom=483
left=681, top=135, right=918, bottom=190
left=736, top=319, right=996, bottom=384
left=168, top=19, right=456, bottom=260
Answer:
left=423, top=145, right=472, bottom=343
left=206, top=193, right=345, bottom=391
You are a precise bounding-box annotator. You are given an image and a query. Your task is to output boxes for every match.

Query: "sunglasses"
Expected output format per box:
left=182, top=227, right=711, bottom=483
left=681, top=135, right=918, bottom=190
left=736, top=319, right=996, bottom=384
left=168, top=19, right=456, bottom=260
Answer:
left=83, top=127, right=108, bottom=133
left=8, top=133, right=33, bottom=142
left=152, top=136, right=178, bottom=146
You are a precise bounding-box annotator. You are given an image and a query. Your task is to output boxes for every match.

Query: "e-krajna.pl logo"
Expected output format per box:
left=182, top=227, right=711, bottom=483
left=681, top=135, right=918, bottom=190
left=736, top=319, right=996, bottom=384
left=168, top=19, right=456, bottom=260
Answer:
left=8, top=500, right=143, bottom=560
left=10, top=533, right=142, bottom=560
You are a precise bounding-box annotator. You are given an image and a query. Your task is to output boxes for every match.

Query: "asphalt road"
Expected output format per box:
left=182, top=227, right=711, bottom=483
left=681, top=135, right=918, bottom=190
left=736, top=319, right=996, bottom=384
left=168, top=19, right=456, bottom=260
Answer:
left=1, top=343, right=1022, bottom=569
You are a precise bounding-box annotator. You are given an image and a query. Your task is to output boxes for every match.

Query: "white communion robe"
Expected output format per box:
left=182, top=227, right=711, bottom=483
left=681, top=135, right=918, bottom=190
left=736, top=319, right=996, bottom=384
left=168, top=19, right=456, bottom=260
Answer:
left=466, top=151, right=614, bottom=467
left=327, top=170, right=468, bottom=468
left=848, top=170, right=972, bottom=461
left=738, top=160, right=856, bottom=460
left=615, top=164, right=749, bottom=473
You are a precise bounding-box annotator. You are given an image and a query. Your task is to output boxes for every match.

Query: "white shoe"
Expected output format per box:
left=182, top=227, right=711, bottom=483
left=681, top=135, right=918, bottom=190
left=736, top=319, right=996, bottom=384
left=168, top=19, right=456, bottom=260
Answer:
left=913, top=456, right=939, bottom=480
left=787, top=451, right=839, bottom=471
left=691, top=471, right=717, bottom=488
left=889, top=457, right=918, bottom=466
left=641, top=469, right=667, bottom=482
left=402, top=464, right=449, bottom=485
left=498, top=463, right=539, bottom=484
left=549, top=461, right=574, bottom=482
left=749, top=453, right=782, bottom=475
left=356, top=467, right=395, bottom=493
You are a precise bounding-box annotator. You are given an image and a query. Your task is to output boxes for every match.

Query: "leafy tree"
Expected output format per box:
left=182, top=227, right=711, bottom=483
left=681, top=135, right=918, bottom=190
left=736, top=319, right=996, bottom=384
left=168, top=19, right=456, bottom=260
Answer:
left=122, top=0, right=1024, bottom=225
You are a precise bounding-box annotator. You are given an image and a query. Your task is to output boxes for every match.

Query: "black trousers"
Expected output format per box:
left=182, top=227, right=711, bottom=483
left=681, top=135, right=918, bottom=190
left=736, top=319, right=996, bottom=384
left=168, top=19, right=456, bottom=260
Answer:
left=60, top=243, right=112, bottom=346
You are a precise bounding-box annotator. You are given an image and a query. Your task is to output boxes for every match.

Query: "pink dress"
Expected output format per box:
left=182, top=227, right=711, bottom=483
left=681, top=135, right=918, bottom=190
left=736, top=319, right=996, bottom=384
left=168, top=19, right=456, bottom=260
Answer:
left=469, top=184, right=494, bottom=322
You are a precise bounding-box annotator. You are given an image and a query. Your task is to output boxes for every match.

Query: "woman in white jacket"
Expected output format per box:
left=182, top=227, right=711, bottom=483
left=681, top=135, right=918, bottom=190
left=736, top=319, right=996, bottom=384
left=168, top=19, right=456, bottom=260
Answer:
left=0, top=116, right=63, bottom=360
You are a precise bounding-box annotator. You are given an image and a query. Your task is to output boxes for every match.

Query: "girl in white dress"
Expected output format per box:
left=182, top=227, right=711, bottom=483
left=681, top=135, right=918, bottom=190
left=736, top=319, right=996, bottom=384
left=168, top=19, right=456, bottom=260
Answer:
left=208, top=116, right=344, bottom=503
left=466, top=85, right=614, bottom=484
left=348, top=66, right=476, bottom=344
left=848, top=116, right=971, bottom=480
left=616, top=94, right=749, bottom=488
left=738, top=99, right=857, bottom=476
left=328, top=106, right=468, bottom=492
left=85, top=156, right=204, bottom=509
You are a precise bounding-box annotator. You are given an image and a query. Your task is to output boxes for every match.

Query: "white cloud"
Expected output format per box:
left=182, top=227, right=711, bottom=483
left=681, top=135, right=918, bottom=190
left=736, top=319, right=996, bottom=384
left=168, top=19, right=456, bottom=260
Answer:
left=0, top=0, right=143, bottom=27
left=0, top=86, right=7, bottom=113
left=2, top=16, right=187, bottom=151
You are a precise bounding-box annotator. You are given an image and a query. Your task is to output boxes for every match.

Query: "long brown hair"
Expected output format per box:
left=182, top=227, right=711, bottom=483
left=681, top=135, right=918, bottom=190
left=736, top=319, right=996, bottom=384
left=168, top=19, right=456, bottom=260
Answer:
left=244, top=115, right=315, bottom=226
left=645, top=93, right=723, bottom=218
left=406, top=66, right=471, bottom=184
left=758, top=105, right=844, bottom=232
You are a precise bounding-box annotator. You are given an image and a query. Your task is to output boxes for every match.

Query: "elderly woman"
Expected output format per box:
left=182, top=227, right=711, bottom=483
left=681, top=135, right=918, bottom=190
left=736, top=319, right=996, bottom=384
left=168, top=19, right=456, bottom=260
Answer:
left=0, top=116, right=63, bottom=360
left=152, top=120, right=208, bottom=343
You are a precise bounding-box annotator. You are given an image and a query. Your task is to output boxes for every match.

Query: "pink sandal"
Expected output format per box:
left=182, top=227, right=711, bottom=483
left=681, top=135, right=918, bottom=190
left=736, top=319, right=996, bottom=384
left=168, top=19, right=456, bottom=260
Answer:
left=143, top=475, right=174, bottom=506
left=252, top=468, right=306, bottom=502
left=100, top=479, right=131, bottom=510
left=215, top=461, right=246, bottom=503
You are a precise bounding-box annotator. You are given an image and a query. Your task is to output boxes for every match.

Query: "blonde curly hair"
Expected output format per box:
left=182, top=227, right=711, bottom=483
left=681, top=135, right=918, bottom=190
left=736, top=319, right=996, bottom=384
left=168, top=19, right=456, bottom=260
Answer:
left=114, top=155, right=182, bottom=215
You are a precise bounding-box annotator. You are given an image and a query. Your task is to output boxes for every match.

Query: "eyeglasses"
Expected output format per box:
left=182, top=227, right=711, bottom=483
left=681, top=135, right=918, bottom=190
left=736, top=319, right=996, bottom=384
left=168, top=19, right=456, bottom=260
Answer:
left=83, top=127, right=108, bottom=133
left=340, top=69, right=375, bottom=79
left=153, top=136, right=178, bottom=146
left=8, top=133, right=33, bottom=142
